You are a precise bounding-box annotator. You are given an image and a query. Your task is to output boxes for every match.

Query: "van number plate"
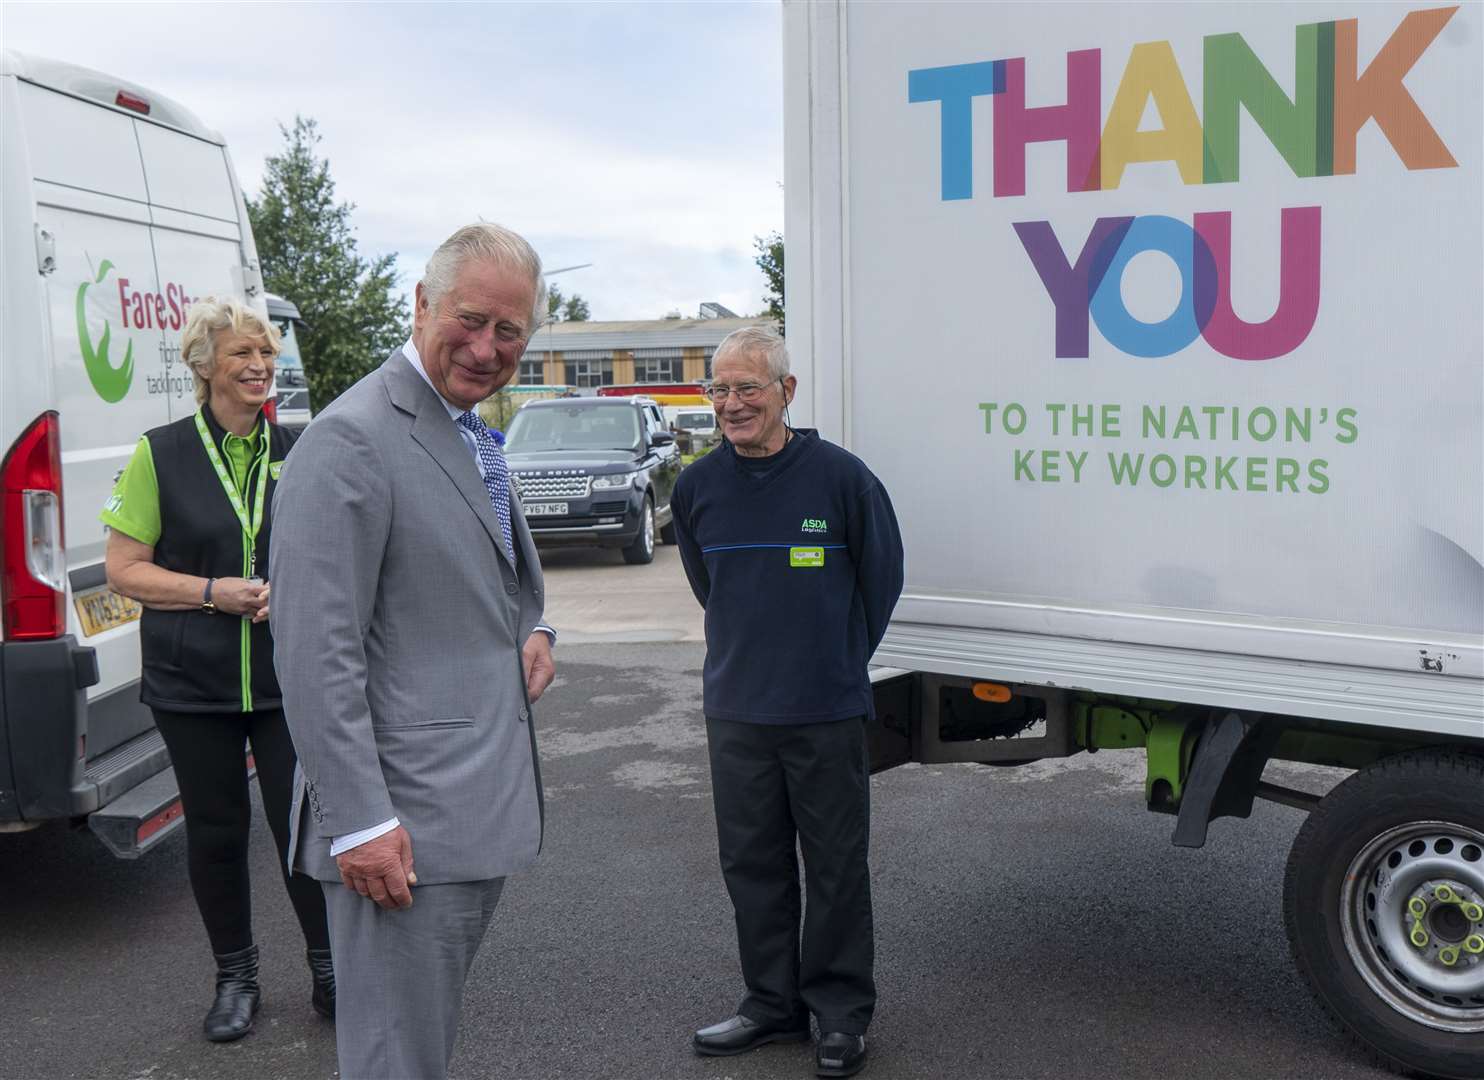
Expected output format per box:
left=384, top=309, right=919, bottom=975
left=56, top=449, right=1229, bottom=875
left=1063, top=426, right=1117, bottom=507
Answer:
left=525, top=502, right=568, bottom=517
left=74, top=585, right=143, bottom=636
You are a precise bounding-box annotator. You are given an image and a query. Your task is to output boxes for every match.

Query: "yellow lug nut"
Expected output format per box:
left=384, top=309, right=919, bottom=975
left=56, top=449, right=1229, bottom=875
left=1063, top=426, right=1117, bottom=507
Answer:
left=1434, top=884, right=1456, bottom=902
left=1462, top=902, right=1484, bottom=923
left=1411, top=925, right=1430, bottom=948
left=1408, top=897, right=1428, bottom=917
left=1465, top=936, right=1484, bottom=955
left=1439, top=946, right=1460, bottom=967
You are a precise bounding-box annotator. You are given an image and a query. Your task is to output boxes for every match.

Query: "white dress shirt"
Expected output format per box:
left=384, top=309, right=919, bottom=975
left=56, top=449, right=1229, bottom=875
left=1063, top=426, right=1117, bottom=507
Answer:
left=330, top=338, right=553, bottom=857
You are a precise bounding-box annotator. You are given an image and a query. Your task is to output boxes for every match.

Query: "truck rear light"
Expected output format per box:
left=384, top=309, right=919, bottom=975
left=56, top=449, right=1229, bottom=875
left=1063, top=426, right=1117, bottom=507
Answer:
left=2, top=413, right=67, bottom=640
left=114, top=91, right=150, bottom=115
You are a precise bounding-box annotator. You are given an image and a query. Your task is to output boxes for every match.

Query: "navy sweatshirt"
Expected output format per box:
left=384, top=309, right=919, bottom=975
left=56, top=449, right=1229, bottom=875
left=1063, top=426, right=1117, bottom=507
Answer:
left=670, top=428, right=905, bottom=724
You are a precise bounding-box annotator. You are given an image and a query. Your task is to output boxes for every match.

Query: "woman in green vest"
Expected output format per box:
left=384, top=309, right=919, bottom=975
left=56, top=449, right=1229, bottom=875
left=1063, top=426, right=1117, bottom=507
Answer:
left=102, top=297, right=332, bottom=1042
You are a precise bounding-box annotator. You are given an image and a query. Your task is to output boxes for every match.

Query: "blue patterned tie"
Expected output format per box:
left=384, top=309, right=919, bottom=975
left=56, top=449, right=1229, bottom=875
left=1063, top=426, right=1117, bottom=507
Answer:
left=455, top=411, right=516, bottom=564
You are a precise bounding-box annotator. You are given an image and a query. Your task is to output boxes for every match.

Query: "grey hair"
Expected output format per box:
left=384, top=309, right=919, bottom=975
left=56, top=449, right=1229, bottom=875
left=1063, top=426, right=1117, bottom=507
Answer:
left=713, top=325, right=790, bottom=380
left=421, top=223, right=548, bottom=333
left=180, top=297, right=280, bottom=405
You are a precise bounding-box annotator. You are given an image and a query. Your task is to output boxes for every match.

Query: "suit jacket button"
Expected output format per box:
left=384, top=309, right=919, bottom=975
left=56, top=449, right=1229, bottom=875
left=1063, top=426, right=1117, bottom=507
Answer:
left=518, top=707, right=529, bottom=722
left=505, top=582, right=518, bottom=595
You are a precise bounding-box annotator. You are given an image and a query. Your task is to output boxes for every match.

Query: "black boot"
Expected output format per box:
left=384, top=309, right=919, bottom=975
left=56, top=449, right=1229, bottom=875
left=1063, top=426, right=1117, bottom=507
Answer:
left=307, top=947, right=335, bottom=1020
left=203, top=944, right=260, bottom=1042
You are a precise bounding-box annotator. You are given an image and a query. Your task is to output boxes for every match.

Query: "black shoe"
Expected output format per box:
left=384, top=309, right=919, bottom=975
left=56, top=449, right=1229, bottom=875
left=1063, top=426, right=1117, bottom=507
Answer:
left=307, top=947, right=335, bottom=1020
left=203, top=945, right=261, bottom=1043
left=816, top=1032, right=867, bottom=1078
left=692, top=1014, right=810, bottom=1057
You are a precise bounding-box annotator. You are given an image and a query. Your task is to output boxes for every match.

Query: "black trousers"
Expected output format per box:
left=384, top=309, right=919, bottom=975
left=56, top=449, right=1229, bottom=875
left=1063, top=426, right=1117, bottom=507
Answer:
left=705, top=715, right=875, bottom=1036
left=152, top=707, right=329, bottom=956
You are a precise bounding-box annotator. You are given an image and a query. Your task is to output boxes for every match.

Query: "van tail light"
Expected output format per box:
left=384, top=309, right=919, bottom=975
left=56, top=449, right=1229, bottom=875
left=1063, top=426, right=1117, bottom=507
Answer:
left=2, top=412, right=67, bottom=640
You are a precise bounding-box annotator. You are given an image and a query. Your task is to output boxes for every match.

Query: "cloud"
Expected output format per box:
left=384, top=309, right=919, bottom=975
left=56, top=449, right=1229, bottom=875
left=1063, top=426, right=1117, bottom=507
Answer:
left=4, top=1, right=784, bottom=320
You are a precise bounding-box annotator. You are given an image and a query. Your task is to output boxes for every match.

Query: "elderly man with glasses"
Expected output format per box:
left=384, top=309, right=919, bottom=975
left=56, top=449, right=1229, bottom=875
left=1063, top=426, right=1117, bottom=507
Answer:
left=670, top=326, right=904, bottom=1079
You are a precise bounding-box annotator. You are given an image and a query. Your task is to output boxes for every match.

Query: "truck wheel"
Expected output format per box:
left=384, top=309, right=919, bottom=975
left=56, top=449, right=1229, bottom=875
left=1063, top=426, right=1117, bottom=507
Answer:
left=622, top=495, right=656, bottom=565
left=1283, top=750, right=1484, bottom=1080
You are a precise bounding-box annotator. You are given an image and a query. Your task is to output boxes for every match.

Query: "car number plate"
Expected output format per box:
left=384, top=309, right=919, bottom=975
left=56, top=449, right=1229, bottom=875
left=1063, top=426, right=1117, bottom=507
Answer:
left=74, top=584, right=143, bottom=636
left=525, top=502, right=569, bottom=517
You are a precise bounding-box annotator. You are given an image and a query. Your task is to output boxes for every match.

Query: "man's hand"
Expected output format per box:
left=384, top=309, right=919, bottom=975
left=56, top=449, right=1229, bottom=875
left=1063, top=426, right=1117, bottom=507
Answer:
left=522, top=632, right=555, bottom=703
left=336, top=825, right=417, bottom=910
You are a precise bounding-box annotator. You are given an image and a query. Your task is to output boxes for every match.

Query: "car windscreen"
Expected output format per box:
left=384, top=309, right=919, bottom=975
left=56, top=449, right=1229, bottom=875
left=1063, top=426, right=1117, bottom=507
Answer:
left=505, top=404, right=642, bottom=452
left=276, top=389, right=310, bottom=411
left=675, top=412, right=715, bottom=430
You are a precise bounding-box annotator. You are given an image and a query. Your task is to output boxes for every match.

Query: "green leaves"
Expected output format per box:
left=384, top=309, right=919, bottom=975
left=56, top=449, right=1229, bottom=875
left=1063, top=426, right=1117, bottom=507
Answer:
left=754, top=231, right=784, bottom=333
left=246, top=117, right=409, bottom=412
left=546, top=283, right=591, bottom=323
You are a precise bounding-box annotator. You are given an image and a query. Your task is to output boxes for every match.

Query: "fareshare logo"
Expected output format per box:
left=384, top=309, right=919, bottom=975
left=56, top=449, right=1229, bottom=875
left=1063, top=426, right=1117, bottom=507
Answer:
left=76, top=258, right=134, bottom=403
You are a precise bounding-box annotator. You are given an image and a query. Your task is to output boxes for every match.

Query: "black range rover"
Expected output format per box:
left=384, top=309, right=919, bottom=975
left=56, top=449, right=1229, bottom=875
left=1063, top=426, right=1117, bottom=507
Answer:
left=504, top=396, right=681, bottom=565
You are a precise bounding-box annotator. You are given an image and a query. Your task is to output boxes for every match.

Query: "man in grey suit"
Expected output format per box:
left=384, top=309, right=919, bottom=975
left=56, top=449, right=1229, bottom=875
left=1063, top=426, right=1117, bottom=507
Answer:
left=270, top=223, right=556, bottom=1080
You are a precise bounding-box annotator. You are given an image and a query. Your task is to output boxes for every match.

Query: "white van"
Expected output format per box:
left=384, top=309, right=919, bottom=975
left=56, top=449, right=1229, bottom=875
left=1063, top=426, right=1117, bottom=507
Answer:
left=0, top=51, right=267, bottom=855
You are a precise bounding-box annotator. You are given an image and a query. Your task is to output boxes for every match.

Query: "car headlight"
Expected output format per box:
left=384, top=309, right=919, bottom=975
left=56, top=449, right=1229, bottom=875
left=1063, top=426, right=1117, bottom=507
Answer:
left=591, top=472, right=636, bottom=490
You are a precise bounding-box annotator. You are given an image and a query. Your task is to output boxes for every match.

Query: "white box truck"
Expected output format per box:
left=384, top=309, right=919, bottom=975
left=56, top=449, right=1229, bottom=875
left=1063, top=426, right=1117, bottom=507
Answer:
left=0, top=51, right=268, bottom=856
left=783, top=3, right=1482, bottom=1077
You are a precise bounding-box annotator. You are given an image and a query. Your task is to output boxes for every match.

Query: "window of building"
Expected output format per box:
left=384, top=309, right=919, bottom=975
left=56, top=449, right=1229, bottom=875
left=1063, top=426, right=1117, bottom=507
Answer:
left=634, top=348, right=684, bottom=384
left=703, top=347, right=717, bottom=381
left=563, top=350, right=614, bottom=388
left=517, top=357, right=545, bottom=385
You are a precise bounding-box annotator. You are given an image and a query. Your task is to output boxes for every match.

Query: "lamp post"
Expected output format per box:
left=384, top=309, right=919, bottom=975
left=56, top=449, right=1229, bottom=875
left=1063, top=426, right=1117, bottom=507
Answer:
left=540, top=262, right=592, bottom=391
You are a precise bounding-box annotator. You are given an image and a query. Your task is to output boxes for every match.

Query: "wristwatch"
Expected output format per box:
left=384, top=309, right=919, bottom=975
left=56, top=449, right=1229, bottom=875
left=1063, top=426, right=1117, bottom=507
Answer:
left=201, top=577, right=217, bottom=614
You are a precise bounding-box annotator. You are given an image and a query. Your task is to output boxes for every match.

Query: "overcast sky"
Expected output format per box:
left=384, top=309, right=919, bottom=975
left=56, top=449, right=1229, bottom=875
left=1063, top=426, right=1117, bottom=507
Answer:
left=2, top=1, right=784, bottom=321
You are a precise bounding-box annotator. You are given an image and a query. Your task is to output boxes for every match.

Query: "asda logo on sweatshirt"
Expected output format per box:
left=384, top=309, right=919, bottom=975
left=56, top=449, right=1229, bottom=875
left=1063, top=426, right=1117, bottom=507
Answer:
left=800, top=518, right=829, bottom=534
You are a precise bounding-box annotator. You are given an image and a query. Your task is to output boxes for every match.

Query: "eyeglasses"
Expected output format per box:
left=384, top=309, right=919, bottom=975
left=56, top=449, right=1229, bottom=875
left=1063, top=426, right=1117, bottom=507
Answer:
left=706, top=379, right=781, bottom=403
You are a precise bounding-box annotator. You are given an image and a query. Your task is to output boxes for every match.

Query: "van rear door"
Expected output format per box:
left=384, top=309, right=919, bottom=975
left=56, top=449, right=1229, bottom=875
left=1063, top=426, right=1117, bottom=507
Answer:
left=137, top=121, right=256, bottom=427
left=21, top=82, right=172, bottom=583
left=19, top=81, right=175, bottom=759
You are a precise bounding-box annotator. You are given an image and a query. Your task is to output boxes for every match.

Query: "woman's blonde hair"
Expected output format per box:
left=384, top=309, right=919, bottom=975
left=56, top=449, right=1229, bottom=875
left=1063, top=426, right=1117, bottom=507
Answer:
left=180, top=297, right=281, bottom=405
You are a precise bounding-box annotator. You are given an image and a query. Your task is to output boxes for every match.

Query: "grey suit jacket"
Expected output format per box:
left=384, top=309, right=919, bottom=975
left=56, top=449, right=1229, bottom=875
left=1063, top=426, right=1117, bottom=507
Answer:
left=270, top=351, right=545, bottom=884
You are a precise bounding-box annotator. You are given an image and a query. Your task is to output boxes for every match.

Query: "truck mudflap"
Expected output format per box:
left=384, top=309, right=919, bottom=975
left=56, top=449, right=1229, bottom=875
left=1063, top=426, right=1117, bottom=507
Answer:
left=867, top=667, right=913, bottom=773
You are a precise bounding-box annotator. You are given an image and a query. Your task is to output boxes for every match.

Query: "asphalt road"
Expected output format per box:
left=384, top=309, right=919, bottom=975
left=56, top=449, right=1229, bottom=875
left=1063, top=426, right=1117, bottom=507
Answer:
left=1, top=546, right=1393, bottom=1080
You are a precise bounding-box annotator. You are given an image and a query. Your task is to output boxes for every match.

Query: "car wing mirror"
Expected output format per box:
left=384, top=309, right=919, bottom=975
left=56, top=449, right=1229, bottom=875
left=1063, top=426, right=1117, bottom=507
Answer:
left=651, top=431, right=675, bottom=447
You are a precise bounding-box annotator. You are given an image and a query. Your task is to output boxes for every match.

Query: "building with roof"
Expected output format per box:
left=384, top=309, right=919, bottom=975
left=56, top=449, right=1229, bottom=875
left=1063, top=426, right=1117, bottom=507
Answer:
left=519, top=310, right=776, bottom=391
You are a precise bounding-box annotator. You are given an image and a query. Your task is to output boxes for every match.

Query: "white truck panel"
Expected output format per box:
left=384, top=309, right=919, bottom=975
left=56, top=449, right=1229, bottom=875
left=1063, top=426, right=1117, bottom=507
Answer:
left=787, top=0, right=1484, bottom=730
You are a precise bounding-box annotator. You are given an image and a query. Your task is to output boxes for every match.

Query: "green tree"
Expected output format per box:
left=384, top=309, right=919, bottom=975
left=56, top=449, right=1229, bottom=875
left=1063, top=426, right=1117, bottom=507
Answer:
left=246, top=117, right=408, bottom=411
left=545, top=283, right=591, bottom=322
left=754, top=231, right=784, bottom=333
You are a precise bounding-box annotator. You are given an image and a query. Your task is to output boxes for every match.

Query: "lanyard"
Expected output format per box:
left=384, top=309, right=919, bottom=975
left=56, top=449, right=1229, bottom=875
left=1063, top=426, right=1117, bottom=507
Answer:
left=194, top=409, right=270, bottom=575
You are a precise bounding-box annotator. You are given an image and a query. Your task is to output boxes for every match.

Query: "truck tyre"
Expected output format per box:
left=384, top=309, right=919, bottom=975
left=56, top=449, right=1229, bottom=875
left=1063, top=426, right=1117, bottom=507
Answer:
left=1283, top=750, right=1484, bottom=1080
left=622, top=495, right=656, bottom=565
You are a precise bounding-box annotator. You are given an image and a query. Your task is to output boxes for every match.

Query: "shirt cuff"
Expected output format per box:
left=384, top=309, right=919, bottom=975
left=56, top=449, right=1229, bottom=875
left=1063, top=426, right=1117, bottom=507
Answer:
left=534, top=624, right=556, bottom=645
left=329, top=817, right=400, bottom=856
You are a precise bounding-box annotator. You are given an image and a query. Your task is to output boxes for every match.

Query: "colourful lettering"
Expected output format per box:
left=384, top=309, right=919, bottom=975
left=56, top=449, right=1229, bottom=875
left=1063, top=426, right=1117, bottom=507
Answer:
left=906, top=5, right=1458, bottom=195
left=993, top=50, right=1101, bottom=196
left=1016, top=208, right=1321, bottom=360
left=1100, top=41, right=1204, bottom=190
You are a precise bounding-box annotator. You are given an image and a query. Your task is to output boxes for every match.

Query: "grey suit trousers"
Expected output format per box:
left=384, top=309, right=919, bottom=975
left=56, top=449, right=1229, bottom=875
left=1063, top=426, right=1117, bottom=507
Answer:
left=325, top=878, right=505, bottom=1080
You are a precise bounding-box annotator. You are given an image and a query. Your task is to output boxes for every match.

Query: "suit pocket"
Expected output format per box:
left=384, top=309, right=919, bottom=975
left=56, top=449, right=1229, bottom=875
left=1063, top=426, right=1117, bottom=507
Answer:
left=372, top=717, right=475, bottom=731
